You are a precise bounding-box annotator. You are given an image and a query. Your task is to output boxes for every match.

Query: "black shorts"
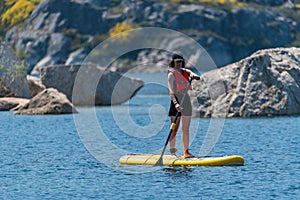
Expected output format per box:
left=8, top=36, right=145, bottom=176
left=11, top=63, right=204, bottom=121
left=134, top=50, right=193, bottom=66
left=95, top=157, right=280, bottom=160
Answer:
left=168, top=94, right=192, bottom=116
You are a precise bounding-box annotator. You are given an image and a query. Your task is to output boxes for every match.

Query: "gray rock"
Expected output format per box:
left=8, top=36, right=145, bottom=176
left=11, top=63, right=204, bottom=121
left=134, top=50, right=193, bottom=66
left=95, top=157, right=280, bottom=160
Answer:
left=5, top=30, right=50, bottom=72
left=40, top=64, right=144, bottom=105
left=0, top=42, right=18, bottom=76
left=32, top=56, right=57, bottom=76
left=65, top=48, right=89, bottom=65
left=29, top=0, right=108, bottom=34
left=4, top=74, right=31, bottom=99
left=0, top=97, right=29, bottom=111
left=47, top=33, right=71, bottom=58
left=29, top=33, right=71, bottom=74
left=239, top=0, right=289, bottom=6
left=0, top=79, right=14, bottom=97
left=0, top=42, right=31, bottom=98
left=15, top=88, right=77, bottom=115
left=191, top=47, right=300, bottom=118
left=26, top=75, right=46, bottom=98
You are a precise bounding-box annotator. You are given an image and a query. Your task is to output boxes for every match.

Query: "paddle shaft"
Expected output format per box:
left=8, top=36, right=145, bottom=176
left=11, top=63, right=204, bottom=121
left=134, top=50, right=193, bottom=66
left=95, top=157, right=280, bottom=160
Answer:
left=155, top=79, right=192, bottom=166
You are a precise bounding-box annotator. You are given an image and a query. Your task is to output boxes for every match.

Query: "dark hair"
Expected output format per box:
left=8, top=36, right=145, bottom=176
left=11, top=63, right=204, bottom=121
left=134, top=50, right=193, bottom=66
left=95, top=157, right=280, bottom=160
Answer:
left=169, top=53, right=185, bottom=68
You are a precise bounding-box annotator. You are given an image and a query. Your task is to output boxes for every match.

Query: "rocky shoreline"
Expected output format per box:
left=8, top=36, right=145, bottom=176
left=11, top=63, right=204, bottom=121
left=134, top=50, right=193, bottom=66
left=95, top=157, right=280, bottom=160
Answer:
left=0, top=63, right=144, bottom=115
left=1, top=47, right=300, bottom=117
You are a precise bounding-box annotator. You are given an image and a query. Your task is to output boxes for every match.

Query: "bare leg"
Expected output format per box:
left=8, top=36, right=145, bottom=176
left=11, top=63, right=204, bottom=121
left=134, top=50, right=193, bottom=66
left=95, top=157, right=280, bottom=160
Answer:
left=169, top=116, right=180, bottom=154
left=181, top=115, right=192, bottom=157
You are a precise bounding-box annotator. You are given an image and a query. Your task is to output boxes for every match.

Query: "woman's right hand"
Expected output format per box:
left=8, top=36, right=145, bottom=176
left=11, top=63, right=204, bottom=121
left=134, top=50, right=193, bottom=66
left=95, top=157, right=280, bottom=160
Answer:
left=175, top=103, right=183, bottom=112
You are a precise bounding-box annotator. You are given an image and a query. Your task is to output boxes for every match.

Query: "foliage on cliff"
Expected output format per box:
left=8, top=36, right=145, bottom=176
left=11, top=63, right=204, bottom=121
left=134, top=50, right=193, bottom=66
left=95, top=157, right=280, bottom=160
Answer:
left=0, top=0, right=41, bottom=40
left=109, top=21, right=137, bottom=42
left=0, top=42, right=27, bottom=79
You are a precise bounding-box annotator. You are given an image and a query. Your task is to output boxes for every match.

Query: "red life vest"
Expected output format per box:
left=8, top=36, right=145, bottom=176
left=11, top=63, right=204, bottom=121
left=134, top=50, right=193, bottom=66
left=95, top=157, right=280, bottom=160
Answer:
left=169, top=68, right=189, bottom=92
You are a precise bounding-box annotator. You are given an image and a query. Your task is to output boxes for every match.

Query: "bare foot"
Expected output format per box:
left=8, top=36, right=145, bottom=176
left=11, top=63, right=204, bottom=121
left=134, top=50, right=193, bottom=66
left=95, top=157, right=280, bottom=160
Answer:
left=184, top=150, right=195, bottom=158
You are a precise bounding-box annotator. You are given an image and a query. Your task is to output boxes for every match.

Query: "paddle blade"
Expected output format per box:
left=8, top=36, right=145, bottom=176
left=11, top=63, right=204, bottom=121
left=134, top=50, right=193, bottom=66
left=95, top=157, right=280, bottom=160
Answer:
left=154, top=156, right=163, bottom=166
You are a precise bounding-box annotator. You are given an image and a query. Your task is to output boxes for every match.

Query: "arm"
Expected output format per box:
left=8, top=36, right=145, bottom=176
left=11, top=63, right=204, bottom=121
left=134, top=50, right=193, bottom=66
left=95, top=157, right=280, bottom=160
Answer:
left=186, top=69, right=200, bottom=80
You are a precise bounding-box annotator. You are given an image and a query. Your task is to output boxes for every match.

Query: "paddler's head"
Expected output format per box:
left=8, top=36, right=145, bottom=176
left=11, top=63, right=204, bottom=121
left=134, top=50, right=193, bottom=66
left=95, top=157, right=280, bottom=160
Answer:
left=169, top=53, right=185, bottom=68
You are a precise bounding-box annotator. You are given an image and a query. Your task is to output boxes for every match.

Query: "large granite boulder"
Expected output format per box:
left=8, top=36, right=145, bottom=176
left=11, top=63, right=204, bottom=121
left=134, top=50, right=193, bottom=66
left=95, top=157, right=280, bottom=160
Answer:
left=191, top=47, right=300, bottom=118
left=15, top=88, right=77, bottom=115
left=40, top=64, right=144, bottom=105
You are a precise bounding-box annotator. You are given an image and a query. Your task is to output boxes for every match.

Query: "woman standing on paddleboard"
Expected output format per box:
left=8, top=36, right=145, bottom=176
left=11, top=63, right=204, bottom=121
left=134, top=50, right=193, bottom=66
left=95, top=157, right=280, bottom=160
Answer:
left=167, top=53, right=200, bottom=158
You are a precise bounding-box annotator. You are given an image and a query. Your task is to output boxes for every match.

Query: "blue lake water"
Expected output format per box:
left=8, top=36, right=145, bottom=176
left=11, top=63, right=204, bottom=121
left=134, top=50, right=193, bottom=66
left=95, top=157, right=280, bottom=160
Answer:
left=1, top=78, right=300, bottom=199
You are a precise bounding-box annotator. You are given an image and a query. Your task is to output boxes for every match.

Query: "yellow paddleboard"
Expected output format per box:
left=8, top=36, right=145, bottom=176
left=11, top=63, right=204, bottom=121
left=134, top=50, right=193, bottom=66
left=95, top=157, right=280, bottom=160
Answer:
left=120, top=154, right=244, bottom=166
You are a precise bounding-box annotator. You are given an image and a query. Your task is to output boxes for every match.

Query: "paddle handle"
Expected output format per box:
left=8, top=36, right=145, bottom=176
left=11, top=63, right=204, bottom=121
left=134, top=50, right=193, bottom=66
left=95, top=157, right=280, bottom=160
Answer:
left=160, top=111, right=180, bottom=154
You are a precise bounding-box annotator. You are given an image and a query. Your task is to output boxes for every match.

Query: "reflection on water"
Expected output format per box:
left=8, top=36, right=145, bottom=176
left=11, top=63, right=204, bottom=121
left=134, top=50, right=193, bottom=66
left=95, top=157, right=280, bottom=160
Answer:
left=163, top=166, right=193, bottom=174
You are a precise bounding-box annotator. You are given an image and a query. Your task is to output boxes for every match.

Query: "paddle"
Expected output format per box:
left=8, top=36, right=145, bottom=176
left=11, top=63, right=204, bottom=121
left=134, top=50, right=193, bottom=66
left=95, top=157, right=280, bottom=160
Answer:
left=155, top=79, right=192, bottom=166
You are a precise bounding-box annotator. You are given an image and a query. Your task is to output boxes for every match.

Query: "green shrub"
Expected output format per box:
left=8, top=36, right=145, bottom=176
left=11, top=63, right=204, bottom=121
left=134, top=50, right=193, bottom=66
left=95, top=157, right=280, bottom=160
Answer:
left=6, top=60, right=27, bottom=77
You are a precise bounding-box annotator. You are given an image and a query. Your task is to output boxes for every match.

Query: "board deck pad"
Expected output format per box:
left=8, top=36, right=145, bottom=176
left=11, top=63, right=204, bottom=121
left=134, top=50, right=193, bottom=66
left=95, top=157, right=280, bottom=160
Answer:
left=119, top=154, right=244, bottom=166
